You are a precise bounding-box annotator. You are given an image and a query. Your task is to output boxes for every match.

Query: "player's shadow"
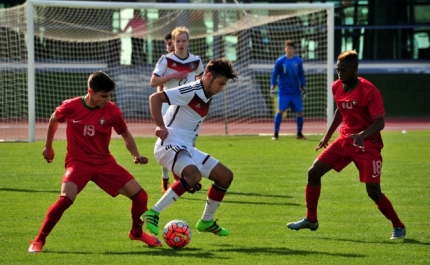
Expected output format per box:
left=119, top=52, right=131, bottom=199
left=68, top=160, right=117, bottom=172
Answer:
left=181, top=190, right=300, bottom=206
left=47, top=248, right=230, bottom=259
left=180, top=190, right=293, bottom=199
left=48, top=246, right=364, bottom=259
left=216, top=246, right=365, bottom=258
left=0, top=187, right=58, bottom=193
left=320, top=237, right=430, bottom=245
left=227, top=191, right=293, bottom=199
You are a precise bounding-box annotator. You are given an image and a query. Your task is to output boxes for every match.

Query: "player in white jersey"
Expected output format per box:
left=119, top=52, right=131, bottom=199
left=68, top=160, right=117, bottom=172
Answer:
left=143, top=58, right=238, bottom=237
left=150, top=26, right=204, bottom=194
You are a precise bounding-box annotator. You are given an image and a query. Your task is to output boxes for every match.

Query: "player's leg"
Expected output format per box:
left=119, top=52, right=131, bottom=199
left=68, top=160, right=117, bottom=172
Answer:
left=291, top=96, right=305, bottom=139
left=273, top=95, right=287, bottom=140
left=29, top=162, right=87, bottom=253
left=131, top=38, right=138, bottom=65
left=366, top=183, right=405, bottom=238
left=143, top=149, right=199, bottom=235
left=187, top=134, right=202, bottom=193
left=93, top=162, right=161, bottom=246
left=161, top=167, right=170, bottom=194
left=117, top=178, right=162, bottom=247
left=286, top=159, right=332, bottom=231
left=137, top=38, right=146, bottom=64
left=160, top=103, right=172, bottom=194
left=356, top=144, right=406, bottom=239
left=196, top=160, right=233, bottom=236
left=287, top=139, right=348, bottom=231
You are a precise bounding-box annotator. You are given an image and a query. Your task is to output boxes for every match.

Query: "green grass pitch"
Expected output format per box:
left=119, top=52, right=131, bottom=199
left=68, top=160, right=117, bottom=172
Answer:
left=0, top=131, right=429, bottom=265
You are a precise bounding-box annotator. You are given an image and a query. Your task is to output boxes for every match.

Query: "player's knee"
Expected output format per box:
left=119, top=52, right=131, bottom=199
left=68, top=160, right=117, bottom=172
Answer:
left=366, top=184, right=382, bottom=202
left=181, top=165, right=202, bottom=187
left=224, top=168, right=234, bottom=186
left=307, top=166, right=321, bottom=185
left=367, top=191, right=381, bottom=202
left=208, top=163, right=233, bottom=188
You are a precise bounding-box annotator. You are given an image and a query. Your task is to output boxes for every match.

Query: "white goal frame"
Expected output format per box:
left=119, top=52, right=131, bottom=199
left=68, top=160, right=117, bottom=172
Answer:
left=24, top=0, right=334, bottom=142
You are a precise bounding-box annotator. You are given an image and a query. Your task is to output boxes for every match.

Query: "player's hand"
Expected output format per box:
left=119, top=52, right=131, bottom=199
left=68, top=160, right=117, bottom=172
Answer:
left=155, top=126, right=169, bottom=141
left=315, top=135, right=330, bottom=151
left=348, top=133, right=365, bottom=152
left=270, top=86, right=276, bottom=98
left=42, top=147, right=55, bottom=163
left=171, top=71, right=188, bottom=80
left=301, top=86, right=307, bottom=100
left=134, top=155, right=148, bottom=164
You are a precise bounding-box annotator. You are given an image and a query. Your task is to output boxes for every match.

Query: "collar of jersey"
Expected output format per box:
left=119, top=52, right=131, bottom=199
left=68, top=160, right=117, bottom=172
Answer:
left=342, top=78, right=359, bottom=92
left=81, top=96, right=99, bottom=110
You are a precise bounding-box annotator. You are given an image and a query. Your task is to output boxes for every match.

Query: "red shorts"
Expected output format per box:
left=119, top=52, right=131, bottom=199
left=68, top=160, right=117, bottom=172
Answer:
left=318, top=137, right=383, bottom=183
left=62, top=160, right=134, bottom=197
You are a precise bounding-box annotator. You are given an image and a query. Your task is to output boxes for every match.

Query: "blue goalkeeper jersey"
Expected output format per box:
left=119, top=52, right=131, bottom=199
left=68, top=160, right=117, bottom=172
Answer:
left=271, top=55, right=306, bottom=96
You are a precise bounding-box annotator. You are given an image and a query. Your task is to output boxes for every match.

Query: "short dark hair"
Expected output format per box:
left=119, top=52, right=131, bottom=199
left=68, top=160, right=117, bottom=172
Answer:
left=338, top=49, right=359, bottom=67
left=88, top=71, right=116, bottom=93
left=204, top=57, right=238, bottom=82
left=284, top=40, right=295, bottom=48
left=164, top=32, right=172, bottom=42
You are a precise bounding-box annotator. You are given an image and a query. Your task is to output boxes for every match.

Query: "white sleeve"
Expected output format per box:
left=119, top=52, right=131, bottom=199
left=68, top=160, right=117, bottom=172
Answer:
left=196, top=57, right=204, bottom=76
left=153, top=55, right=167, bottom=76
left=164, top=85, right=194, bottom=106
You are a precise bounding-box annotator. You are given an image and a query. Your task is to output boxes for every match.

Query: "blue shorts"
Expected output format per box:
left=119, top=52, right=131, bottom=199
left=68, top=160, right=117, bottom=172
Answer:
left=277, top=94, right=303, bottom=112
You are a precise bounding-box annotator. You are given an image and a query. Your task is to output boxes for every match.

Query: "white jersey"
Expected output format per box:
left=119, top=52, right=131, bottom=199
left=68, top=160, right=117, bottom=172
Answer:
left=153, top=52, right=204, bottom=91
left=157, top=80, right=211, bottom=146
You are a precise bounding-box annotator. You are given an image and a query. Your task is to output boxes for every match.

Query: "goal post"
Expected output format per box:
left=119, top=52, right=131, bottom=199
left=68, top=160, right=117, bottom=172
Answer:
left=1, top=0, right=334, bottom=142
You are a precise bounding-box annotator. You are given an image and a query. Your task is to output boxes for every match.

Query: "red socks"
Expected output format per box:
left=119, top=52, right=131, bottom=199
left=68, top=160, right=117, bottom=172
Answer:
left=35, top=196, right=73, bottom=243
left=375, top=193, right=405, bottom=228
left=208, top=184, right=226, bottom=201
left=171, top=180, right=187, bottom=196
left=304, top=185, right=404, bottom=228
left=173, top=174, right=181, bottom=181
left=130, top=190, right=148, bottom=236
left=305, top=185, right=321, bottom=223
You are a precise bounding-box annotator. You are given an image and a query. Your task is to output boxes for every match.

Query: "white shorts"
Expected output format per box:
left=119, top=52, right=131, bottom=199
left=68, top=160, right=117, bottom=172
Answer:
left=154, top=143, right=219, bottom=178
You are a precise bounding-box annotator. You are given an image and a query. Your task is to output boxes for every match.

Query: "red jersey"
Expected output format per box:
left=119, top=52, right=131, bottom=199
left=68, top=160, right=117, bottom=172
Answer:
left=125, top=18, right=146, bottom=38
left=332, top=77, right=385, bottom=145
left=55, top=96, right=127, bottom=165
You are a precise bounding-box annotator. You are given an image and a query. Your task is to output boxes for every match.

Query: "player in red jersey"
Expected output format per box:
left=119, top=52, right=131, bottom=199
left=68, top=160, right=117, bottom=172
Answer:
left=286, top=50, right=406, bottom=240
left=28, top=71, right=161, bottom=253
left=122, top=9, right=147, bottom=65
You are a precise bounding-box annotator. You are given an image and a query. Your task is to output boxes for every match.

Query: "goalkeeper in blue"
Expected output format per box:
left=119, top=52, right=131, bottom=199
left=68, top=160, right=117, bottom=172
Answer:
left=270, top=40, right=307, bottom=140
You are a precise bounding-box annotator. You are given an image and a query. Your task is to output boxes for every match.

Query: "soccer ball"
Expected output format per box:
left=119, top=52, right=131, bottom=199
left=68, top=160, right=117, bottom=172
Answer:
left=163, top=219, right=192, bottom=249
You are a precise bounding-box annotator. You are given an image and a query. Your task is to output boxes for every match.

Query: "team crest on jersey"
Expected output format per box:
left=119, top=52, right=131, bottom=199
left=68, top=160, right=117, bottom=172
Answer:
left=189, top=62, right=196, bottom=71
left=99, top=117, right=105, bottom=126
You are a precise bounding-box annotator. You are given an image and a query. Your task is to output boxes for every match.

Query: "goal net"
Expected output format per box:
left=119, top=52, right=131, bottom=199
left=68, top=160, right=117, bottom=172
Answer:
left=0, top=0, right=334, bottom=142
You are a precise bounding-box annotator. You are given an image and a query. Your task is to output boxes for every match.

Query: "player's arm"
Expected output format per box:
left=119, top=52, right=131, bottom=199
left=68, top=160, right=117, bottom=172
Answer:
left=156, top=84, right=164, bottom=92
left=149, top=91, right=170, bottom=140
left=299, top=60, right=307, bottom=98
left=42, top=111, right=59, bottom=163
left=315, top=109, right=343, bottom=151
left=270, top=60, right=280, bottom=90
left=195, top=72, right=203, bottom=81
left=270, top=64, right=278, bottom=96
left=150, top=72, right=188, bottom=88
left=120, top=128, right=148, bottom=164
left=121, top=21, right=131, bottom=33
left=348, top=117, right=385, bottom=152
